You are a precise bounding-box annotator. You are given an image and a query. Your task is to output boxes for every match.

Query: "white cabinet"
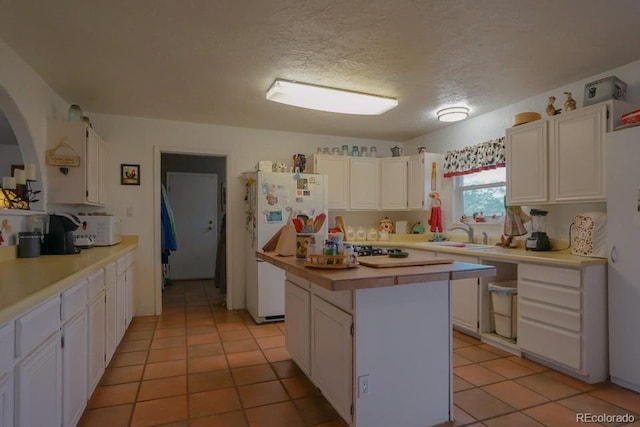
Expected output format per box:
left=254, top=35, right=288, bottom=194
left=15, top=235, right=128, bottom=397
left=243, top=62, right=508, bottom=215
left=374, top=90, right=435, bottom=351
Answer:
left=311, top=155, right=350, bottom=209
left=125, top=252, right=136, bottom=328
left=380, top=157, right=408, bottom=210
left=104, top=262, right=118, bottom=364
left=0, top=373, right=12, bottom=427
left=15, top=332, right=62, bottom=427
left=46, top=120, right=108, bottom=206
left=505, top=120, right=548, bottom=205
left=116, top=267, right=127, bottom=342
left=311, top=295, right=353, bottom=423
left=407, top=152, right=445, bottom=210
left=62, top=310, right=88, bottom=427
left=445, top=253, right=480, bottom=335
left=349, top=157, right=379, bottom=210
left=87, top=270, right=106, bottom=396
left=284, top=280, right=311, bottom=375
left=517, top=262, right=608, bottom=383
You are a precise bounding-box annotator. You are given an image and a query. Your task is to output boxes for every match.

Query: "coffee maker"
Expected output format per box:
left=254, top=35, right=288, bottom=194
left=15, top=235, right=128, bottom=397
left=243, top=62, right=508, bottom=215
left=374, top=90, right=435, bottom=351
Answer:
left=42, top=213, right=82, bottom=255
left=525, top=209, right=551, bottom=251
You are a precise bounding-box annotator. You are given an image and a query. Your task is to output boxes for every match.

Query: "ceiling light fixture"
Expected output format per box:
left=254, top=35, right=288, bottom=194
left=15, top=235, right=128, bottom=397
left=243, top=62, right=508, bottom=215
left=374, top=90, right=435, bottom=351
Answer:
left=437, top=106, right=470, bottom=122
left=266, top=79, right=398, bottom=115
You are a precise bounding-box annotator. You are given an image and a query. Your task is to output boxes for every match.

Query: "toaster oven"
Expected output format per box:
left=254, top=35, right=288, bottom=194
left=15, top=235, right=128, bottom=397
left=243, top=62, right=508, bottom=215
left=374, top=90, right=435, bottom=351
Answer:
left=73, top=215, right=122, bottom=246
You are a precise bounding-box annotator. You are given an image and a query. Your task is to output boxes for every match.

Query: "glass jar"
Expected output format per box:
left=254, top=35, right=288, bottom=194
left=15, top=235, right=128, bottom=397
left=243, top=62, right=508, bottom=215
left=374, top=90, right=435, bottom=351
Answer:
left=332, top=147, right=340, bottom=155
left=68, top=104, right=83, bottom=121
left=360, top=146, right=368, bottom=157
left=370, top=146, right=377, bottom=157
left=323, top=147, right=330, bottom=154
left=341, top=145, right=349, bottom=156
left=351, top=145, right=360, bottom=157
left=317, top=147, right=323, bottom=154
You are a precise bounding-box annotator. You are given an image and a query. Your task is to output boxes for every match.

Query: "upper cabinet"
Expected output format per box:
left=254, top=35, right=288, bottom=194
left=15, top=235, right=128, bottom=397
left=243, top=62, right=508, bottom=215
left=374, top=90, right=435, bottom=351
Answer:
left=349, top=157, right=380, bottom=210
left=506, top=100, right=636, bottom=205
left=47, top=120, right=108, bottom=206
left=311, top=155, right=350, bottom=210
left=408, top=152, right=445, bottom=210
left=380, top=157, right=408, bottom=210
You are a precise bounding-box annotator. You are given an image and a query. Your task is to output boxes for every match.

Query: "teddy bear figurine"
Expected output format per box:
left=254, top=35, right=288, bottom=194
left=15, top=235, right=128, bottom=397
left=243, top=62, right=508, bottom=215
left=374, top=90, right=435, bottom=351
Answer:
left=564, top=92, right=577, bottom=111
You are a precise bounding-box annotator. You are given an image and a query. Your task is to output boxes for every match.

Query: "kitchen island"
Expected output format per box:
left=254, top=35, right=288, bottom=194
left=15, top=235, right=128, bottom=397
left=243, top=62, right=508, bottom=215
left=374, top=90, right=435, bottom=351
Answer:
left=257, top=250, right=496, bottom=427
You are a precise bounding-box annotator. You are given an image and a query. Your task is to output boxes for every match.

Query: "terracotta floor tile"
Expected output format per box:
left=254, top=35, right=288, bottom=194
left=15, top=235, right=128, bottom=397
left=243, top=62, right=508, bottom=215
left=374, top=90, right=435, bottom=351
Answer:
left=282, top=375, right=317, bottom=399
left=256, top=335, right=285, bottom=349
left=454, top=353, right=474, bottom=368
left=214, top=311, right=245, bottom=323
left=150, top=335, right=186, bottom=350
left=186, top=317, right=216, bottom=327
left=127, top=322, right=156, bottom=332
left=453, top=337, right=475, bottom=349
left=186, top=325, right=218, bottom=336
left=217, top=322, right=249, bottom=332
left=232, top=364, right=278, bottom=386
left=293, top=395, right=341, bottom=426
left=227, top=350, right=268, bottom=368
left=481, top=380, right=549, bottom=409
left=453, top=331, right=482, bottom=345
left=454, top=364, right=507, bottom=387
left=452, top=404, right=477, bottom=425
left=453, top=374, right=475, bottom=392
left=188, top=369, right=234, bottom=393
left=559, top=393, right=638, bottom=421
left=311, top=420, right=349, bottom=427
left=542, top=370, right=598, bottom=392
left=454, top=388, right=515, bottom=421
left=190, top=410, right=248, bottom=427
left=109, top=350, right=148, bottom=367
left=78, top=403, right=134, bottom=427
left=506, top=356, right=548, bottom=373
left=155, top=320, right=186, bottom=330
left=477, top=343, right=514, bottom=358
left=262, top=346, right=291, bottom=363
left=99, top=365, right=145, bottom=385
left=123, top=330, right=155, bottom=341
left=238, top=379, right=290, bottom=408
left=249, top=324, right=284, bottom=338
left=147, top=347, right=187, bottom=363
left=188, top=354, right=229, bottom=373
left=189, top=387, right=242, bottom=418
left=143, top=359, right=187, bottom=380
left=454, top=346, right=503, bottom=363
left=187, top=332, right=221, bottom=346
left=221, top=329, right=254, bottom=342
left=137, top=375, right=187, bottom=401
left=117, top=339, right=151, bottom=353
left=245, top=401, right=305, bottom=427
left=479, top=358, right=536, bottom=379
left=523, top=402, right=580, bottom=427
left=515, top=373, right=582, bottom=400
left=589, top=383, right=640, bottom=414
left=188, top=342, right=225, bottom=358
left=131, top=315, right=158, bottom=324
left=88, top=382, right=139, bottom=408
left=483, top=412, right=544, bottom=427
left=153, top=327, right=186, bottom=339
left=223, top=338, right=260, bottom=354
left=130, top=395, right=188, bottom=427
left=271, top=360, right=303, bottom=378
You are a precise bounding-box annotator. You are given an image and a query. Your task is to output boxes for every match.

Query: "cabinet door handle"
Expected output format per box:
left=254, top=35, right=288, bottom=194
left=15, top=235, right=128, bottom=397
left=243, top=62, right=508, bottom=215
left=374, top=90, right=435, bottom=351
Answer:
left=610, top=245, right=617, bottom=263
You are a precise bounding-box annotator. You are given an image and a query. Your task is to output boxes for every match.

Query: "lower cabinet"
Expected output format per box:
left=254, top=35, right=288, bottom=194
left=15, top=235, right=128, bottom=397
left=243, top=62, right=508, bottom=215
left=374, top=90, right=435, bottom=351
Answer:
left=88, top=293, right=106, bottom=396
left=284, top=280, right=311, bottom=375
left=0, top=373, right=13, bottom=427
left=105, top=262, right=118, bottom=365
left=445, top=254, right=480, bottom=335
left=15, top=332, right=62, bottom=427
left=62, top=311, right=88, bottom=427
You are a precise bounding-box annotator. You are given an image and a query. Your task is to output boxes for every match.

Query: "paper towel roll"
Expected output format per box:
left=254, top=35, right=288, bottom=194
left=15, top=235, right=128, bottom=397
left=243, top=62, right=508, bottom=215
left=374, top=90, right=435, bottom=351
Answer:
left=395, top=221, right=407, bottom=234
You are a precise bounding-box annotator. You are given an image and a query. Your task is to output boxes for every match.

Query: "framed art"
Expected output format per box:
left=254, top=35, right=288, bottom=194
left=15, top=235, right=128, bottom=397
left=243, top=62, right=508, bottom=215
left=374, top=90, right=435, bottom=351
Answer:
left=121, top=164, right=140, bottom=185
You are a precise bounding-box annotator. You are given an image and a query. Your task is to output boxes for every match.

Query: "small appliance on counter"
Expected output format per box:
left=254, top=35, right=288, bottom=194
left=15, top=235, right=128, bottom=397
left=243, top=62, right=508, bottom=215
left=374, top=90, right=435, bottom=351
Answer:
left=42, top=213, right=82, bottom=255
left=73, top=214, right=122, bottom=246
left=571, top=212, right=607, bottom=258
left=525, top=209, right=551, bottom=251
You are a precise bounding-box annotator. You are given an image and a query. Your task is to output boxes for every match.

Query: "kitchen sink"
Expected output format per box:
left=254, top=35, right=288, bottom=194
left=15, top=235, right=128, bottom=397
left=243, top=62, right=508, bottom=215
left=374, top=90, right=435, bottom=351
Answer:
left=415, top=242, right=496, bottom=250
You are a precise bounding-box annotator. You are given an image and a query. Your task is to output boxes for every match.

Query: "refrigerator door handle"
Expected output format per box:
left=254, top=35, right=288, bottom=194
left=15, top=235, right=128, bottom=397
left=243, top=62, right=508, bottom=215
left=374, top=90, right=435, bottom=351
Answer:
left=610, top=245, right=617, bottom=263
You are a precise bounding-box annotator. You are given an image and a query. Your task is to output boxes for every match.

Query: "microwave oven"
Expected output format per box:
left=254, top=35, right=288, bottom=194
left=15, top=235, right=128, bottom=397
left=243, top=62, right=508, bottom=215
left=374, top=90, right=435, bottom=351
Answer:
left=73, top=215, right=122, bottom=246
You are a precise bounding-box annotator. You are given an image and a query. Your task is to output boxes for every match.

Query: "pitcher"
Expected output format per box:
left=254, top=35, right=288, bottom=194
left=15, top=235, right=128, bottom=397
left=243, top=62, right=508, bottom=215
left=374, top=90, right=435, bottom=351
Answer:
left=391, top=146, right=403, bottom=157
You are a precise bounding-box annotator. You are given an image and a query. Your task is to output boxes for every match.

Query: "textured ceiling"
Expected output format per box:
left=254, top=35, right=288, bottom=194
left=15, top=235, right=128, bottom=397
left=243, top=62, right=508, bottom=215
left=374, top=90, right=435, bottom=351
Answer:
left=1, top=0, right=639, bottom=141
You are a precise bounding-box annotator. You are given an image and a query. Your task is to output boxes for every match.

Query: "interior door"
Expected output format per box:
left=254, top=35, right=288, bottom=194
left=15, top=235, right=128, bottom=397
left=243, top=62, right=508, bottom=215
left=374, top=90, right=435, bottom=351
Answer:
left=167, top=172, right=218, bottom=280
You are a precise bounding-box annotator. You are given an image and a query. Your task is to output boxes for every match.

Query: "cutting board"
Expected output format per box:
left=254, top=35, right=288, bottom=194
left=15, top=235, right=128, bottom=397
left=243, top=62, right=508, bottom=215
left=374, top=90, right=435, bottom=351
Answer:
left=358, top=255, right=454, bottom=268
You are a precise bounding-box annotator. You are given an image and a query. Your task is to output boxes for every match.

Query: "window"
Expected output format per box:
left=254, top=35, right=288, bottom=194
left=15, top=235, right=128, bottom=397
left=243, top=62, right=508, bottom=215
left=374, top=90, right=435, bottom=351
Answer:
left=454, top=168, right=506, bottom=221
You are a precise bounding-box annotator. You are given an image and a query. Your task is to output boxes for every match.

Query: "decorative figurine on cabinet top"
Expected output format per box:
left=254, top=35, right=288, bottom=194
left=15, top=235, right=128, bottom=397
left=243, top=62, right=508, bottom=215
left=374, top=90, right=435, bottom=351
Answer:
left=546, top=96, right=562, bottom=116
left=564, top=92, right=577, bottom=111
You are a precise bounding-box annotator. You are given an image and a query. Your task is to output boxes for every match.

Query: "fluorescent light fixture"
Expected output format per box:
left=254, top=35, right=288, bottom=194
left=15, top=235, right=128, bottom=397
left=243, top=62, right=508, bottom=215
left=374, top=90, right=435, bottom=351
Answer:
left=266, top=79, right=398, bottom=115
left=437, top=106, right=470, bottom=122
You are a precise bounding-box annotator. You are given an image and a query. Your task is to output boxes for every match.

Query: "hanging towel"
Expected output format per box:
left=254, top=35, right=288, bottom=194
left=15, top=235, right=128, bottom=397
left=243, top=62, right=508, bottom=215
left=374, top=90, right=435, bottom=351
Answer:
left=428, top=193, right=443, bottom=233
left=161, top=184, right=178, bottom=252
left=503, top=206, right=528, bottom=237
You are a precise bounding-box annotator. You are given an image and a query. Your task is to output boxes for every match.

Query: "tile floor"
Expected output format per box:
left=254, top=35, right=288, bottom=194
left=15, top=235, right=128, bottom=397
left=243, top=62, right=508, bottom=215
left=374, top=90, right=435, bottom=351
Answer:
left=79, top=279, right=640, bottom=427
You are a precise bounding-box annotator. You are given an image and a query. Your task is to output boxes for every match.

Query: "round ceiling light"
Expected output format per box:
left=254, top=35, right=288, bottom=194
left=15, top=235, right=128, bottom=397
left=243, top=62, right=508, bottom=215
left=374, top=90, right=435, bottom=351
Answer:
left=437, top=106, right=470, bottom=122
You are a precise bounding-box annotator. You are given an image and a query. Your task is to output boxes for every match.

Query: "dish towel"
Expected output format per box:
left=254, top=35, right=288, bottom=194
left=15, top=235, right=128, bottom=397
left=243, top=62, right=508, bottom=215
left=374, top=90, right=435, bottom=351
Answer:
left=429, top=206, right=443, bottom=233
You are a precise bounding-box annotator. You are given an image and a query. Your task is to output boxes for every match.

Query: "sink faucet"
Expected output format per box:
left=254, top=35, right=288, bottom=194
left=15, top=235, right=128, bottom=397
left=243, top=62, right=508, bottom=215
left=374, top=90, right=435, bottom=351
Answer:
left=449, top=222, right=474, bottom=243
left=481, top=232, right=488, bottom=245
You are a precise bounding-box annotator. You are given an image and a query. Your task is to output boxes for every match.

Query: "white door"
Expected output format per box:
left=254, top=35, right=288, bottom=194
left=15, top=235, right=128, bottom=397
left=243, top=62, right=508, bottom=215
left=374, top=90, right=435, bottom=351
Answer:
left=505, top=120, right=549, bottom=205
left=167, top=172, right=218, bottom=280
left=62, top=311, right=88, bottom=427
left=284, top=281, right=311, bottom=375
left=380, top=157, right=408, bottom=210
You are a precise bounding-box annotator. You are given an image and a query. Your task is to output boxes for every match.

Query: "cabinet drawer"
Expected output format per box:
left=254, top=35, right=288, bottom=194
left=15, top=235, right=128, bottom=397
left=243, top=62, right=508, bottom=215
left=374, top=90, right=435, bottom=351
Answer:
left=15, top=296, right=61, bottom=357
left=285, top=272, right=310, bottom=290
left=61, top=279, right=88, bottom=321
left=311, top=283, right=352, bottom=313
left=116, top=257, right=126, bottom=276
left=104, top=262, right=117, bottom=286
left=519, top=263, right=580, bottom=288
left=519, top=318, right=581, bottom=370
left=519, top=299, right=581, bottom=332
left=519, top=279, right=581, bottom=310
left=88, top=269, right=105, bottom=300
left=0, top=321, right=14, bottom=373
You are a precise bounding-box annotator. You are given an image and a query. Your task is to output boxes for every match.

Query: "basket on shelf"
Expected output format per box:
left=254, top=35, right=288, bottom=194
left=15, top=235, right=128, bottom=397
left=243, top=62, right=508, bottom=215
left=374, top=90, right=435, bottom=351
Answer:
left=304, top=253, right=358, bottom=269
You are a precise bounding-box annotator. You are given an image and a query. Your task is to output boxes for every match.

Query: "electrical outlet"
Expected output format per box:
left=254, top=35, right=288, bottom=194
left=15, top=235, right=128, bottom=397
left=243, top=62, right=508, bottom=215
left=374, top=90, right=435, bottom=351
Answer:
left=358, top=374, right=370, bottom=397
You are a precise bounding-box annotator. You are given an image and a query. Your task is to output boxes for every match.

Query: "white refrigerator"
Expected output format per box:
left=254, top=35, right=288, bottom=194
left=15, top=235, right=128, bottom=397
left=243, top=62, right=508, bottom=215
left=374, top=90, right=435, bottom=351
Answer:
left=244, top=171, right=328, bottom=323
left=607, top=125, right=640, bottom=392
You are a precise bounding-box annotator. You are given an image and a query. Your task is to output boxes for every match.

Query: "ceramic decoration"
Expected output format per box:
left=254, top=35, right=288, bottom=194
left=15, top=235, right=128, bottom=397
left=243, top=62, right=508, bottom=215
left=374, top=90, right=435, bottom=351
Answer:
left=345, top=226, right=356, bottom=241
left=379, top=217, right=394, bottom=233
left=378, top=230, right=390, bottom=241
left=356, top=226, right=367, bottom=241
left=366, top=227, right=378, bottom=241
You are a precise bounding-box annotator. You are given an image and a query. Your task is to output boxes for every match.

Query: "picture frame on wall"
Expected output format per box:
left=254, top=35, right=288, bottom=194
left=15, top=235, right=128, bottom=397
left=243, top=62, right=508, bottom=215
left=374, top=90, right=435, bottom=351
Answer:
left=121, top=164, right=140, bottom=185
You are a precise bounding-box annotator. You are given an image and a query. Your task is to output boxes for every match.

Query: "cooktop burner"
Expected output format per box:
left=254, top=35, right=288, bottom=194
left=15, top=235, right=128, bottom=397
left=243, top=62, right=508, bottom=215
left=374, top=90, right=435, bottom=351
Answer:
left=352, top=245, right=403, bottom=257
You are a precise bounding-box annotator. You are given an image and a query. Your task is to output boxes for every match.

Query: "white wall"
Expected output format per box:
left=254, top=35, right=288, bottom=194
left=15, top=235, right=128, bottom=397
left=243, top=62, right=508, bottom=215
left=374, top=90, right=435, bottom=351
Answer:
left=405, top=59, right=640, bottom=241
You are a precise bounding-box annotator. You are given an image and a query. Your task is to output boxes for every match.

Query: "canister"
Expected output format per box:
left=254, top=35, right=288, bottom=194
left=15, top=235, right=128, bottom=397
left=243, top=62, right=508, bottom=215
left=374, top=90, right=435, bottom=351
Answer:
left=18, top=231, right=42, bottom=258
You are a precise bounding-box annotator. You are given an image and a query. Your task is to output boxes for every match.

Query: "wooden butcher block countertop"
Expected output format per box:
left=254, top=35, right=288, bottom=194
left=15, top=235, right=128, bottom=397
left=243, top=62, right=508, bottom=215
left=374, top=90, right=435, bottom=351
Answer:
left=256, top=249, right=496, bottom=292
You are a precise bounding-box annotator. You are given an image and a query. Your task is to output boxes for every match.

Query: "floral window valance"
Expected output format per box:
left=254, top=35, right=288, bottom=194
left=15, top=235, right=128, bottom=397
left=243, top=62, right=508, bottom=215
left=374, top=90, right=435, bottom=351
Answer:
left=443, top=137, right=505, bottom=177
